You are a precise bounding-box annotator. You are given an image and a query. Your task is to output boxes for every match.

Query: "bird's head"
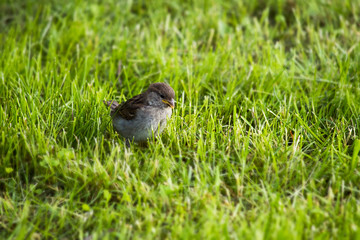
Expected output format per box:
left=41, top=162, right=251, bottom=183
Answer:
left=146, top=82, right=175, bottom=109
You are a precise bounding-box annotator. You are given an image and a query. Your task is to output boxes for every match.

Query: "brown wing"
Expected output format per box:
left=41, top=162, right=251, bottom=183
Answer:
left=113, top=93, right=146, bottom=120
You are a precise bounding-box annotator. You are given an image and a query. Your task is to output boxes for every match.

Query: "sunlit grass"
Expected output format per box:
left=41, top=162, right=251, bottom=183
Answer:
left=1, top=0, right=360, bottom=239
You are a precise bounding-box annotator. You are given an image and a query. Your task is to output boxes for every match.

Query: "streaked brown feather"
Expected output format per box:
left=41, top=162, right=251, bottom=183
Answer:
left=104, top=94, right=147, bottom=120
left=116, top=93, right=147, bottom=120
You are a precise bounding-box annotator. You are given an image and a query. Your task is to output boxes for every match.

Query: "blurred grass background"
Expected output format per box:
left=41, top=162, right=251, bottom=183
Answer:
left=1, top=0, right=360, bottom=239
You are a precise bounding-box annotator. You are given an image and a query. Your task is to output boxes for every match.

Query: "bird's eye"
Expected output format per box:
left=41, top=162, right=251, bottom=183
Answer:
left=160, top=94, right=165, bottom=98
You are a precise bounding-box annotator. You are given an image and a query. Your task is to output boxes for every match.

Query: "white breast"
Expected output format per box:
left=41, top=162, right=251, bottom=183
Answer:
left=113, top=106, right=172, bottom=142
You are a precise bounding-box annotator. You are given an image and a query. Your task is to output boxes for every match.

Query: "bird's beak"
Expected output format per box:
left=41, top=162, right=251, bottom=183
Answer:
left=162, top=99, right=175, bottom=109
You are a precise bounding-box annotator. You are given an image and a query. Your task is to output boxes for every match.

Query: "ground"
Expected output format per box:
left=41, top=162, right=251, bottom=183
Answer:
left=1, top=0, right=360, bottom=239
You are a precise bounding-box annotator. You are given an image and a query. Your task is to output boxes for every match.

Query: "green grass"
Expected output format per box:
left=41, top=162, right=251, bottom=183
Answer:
left=1, top=0, right=360, bottom=239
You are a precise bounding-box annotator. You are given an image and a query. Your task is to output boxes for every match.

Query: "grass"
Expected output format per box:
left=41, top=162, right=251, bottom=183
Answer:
left=1, top=0, right=360, bottom=239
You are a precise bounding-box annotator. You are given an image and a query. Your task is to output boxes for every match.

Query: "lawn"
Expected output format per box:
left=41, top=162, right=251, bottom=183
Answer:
left=1, top=0, right=360, bottom=239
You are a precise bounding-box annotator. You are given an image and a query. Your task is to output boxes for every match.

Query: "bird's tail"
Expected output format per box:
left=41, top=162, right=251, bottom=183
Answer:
left=103, top=100, right=119, bottom=115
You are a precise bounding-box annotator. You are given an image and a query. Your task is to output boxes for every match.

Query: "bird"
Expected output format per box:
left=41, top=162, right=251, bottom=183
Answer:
left=104, top=82, right=175, bottom=144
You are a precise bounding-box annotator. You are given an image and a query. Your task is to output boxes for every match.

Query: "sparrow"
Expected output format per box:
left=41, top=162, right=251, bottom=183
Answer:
left=104, top=82, right=175, bottom=144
